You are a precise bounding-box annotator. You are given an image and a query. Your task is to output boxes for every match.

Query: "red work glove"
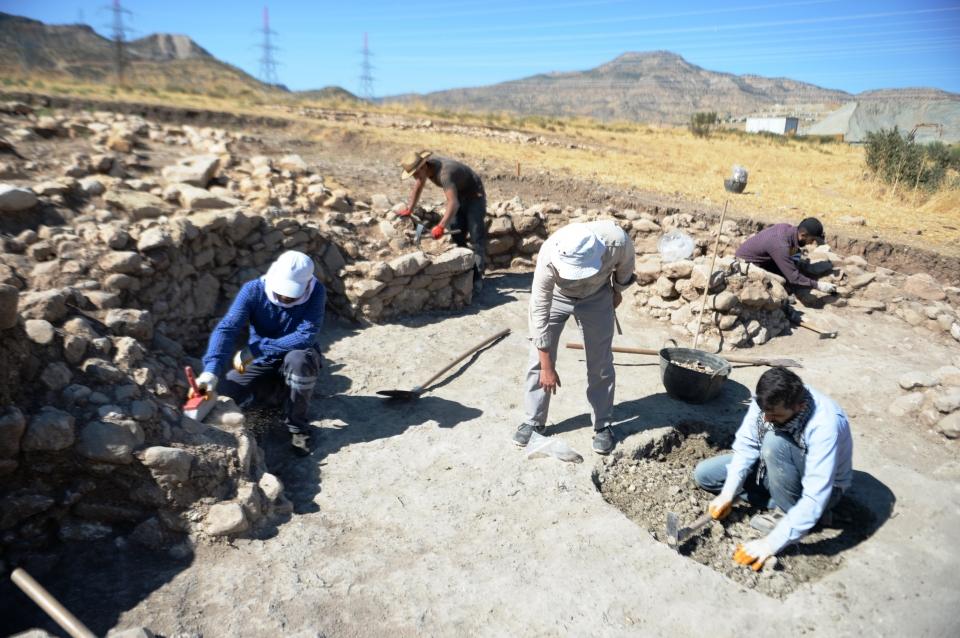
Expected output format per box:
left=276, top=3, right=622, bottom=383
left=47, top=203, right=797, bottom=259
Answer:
left=431, top=224, right=445, bottom=240
left=397, top=208, right=412, bottom=217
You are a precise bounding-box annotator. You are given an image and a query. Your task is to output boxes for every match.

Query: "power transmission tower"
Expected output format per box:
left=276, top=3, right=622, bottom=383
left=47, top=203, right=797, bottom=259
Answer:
left=258, top=5, right=280, bottom=86
left=108, top=0, right=131, bottom=84
left=359, top=32, right=374, bottom=100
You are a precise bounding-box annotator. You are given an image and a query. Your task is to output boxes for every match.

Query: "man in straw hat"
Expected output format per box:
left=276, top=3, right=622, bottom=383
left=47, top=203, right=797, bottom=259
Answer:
left=399, top=150, right=487, bottom=288
left=192, top=250, right=326, bottom=456
left=514, top=220, right=636, bottom=455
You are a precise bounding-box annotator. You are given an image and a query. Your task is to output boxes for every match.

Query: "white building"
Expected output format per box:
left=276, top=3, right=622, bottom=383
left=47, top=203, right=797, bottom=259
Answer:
left=745, top=117, right=799, bottom=135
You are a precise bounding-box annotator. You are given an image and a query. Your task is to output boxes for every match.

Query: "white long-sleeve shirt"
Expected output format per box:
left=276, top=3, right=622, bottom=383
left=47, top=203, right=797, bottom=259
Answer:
left=722, top=385, right=853, bottom=554
left=528, top=220, right=636, bottom=350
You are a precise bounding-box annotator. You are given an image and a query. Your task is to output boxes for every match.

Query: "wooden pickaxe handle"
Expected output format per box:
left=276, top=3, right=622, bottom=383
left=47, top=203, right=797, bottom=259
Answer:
left=565, top=342, right=802, bottom=368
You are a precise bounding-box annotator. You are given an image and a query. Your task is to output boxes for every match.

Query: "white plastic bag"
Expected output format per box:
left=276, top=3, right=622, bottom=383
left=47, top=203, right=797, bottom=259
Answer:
left=731, top=164, right=748, bottom=184
left=657, top=229, right=695, bottom=263
left=525, top=431, right=584, bottom=463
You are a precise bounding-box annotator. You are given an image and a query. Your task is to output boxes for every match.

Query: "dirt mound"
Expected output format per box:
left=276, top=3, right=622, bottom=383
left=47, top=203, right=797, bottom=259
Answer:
left=597, top=423, right=877, bottom=598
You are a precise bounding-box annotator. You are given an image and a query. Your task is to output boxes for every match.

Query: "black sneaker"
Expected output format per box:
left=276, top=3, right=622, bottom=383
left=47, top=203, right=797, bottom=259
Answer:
left=592, top=426, right=615, bottom=455
left=290, top=432, right=311, bottom=457
left=512, top=422, right=545, bottom=447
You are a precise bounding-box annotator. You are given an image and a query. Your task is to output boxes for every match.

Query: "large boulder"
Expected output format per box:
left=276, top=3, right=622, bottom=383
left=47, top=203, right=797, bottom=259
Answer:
left=99, top=251, right=142, bottom=275
left=104, top=190, right=167, bottom=220
left=205, top=502, right=249, bottom=536
left=140, top=446, right=194, bottom=484
left=76, top=420, right=139, bottom=464
left=0, top=184, right=38, bottom=212
left=161, top=155, right=220, bottom=187
left=22, top=407, right=76, bottom=452
left=903, top=273, right=947, bottom=302
left=104, top=308, right=154, bottom=341
left=178, top=184, right=239, bottom=210
left=18, top=289, right=67, bottom=322
left=389, top=251, right=429, bottom=277
left=424, top=247, right=476, bottom=276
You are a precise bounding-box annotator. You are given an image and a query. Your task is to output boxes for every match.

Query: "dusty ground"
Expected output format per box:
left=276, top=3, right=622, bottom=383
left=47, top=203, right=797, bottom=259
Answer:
left=6, top=275, right=959, bottom=637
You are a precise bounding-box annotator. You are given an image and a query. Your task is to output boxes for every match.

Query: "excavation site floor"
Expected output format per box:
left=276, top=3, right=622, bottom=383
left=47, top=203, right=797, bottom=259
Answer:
left=6, top=274, right=958, bottom=637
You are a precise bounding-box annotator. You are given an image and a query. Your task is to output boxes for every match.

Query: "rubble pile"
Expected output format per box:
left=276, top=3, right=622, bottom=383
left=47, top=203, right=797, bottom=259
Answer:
left=892, top=359, right=960, bottom=440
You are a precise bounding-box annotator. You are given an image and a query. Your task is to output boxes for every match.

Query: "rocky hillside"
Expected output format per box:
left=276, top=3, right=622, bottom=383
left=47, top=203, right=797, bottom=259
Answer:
left=385, top=51, right=854, bottom=122
left=0, top=12, right=275, bottom=95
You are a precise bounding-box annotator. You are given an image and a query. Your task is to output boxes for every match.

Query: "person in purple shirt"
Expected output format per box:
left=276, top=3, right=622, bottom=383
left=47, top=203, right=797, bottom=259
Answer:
left=734, top=218, right=837, bottom=294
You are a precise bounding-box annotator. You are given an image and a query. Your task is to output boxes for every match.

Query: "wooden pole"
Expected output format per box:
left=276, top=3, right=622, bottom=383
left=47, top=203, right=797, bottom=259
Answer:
left=11, top=568, right=96, bottom=638
left=692, top=200, right=729, bottom=350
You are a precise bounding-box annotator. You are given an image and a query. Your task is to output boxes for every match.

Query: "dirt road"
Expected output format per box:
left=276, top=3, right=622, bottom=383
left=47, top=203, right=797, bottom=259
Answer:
left=11, top=274, right=954, bottom=637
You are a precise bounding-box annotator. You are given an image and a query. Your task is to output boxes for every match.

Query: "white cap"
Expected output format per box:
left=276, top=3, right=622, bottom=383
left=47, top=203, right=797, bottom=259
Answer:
left=265, top=251, right=314, bottom=298
left=551, top=223, right=604, bottom=280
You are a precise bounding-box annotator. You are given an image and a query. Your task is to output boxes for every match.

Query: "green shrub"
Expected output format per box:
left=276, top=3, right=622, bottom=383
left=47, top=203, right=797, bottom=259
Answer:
left=864, top=127, right=955, bottom=192
left=689, top=112, right=717, bottom=137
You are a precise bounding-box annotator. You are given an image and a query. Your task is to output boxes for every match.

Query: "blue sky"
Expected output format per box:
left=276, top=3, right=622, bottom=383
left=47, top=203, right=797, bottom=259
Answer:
left=3, top=0, right=959, bottom=96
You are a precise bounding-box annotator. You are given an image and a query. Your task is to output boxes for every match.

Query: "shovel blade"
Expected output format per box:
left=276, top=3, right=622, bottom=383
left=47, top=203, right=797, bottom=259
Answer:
left=376, top=389, right=421, bottom=400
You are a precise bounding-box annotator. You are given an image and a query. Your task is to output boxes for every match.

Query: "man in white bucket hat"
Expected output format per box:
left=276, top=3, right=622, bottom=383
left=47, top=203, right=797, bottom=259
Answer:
left=514, top=220, right=636, bottom=454
left=193, top=250, right=326, bottom=456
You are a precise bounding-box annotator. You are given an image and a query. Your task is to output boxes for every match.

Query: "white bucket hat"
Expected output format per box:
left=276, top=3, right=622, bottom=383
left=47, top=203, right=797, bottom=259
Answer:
left=265, top=250, right=314, bottom=298
left=552, top=223, right=604, bottom=280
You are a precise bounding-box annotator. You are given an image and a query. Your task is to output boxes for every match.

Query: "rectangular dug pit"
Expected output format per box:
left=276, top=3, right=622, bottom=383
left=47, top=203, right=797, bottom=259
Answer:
left=596, top=422, right=876, bottom=598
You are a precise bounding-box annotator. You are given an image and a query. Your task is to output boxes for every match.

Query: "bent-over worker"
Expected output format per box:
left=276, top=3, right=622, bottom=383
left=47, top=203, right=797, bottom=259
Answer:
left=192, top=250, right=326, bottom=456
left=693, top=366, right=853, bottom=571
left=514, top=220, right=636, bottom=455
left=398, top=150, right=487, bottom=288
left=735, top=217, right=836, bottom=294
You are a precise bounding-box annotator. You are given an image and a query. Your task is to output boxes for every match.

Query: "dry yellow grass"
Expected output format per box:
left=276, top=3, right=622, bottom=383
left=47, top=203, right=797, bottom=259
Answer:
left=360, top=120, right=960, bottom=256
left=7, top=79, right=956, bottom=255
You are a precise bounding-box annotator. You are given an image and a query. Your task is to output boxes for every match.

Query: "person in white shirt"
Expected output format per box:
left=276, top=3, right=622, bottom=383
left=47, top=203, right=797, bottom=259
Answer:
left=693, top=366, right=853, bottom=570
left=513, top=220, right=636, bottom=455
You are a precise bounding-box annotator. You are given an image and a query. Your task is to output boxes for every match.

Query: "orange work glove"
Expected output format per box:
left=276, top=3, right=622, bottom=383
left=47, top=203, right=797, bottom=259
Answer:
left=733, top=538, right=774, bottom=572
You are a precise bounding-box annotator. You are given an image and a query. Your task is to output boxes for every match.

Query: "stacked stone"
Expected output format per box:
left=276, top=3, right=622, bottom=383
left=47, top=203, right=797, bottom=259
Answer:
left=892, top=361, right=960, bottom=439
left=0, top=291, right=286, bottom=554
left=632, top=253, right=793, bottom=350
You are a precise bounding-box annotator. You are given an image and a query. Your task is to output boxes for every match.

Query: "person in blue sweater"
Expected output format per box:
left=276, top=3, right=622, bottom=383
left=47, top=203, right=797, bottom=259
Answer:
left=193, top=250, right=326, bottom=456
left=693, top=366, right=853, bottom=570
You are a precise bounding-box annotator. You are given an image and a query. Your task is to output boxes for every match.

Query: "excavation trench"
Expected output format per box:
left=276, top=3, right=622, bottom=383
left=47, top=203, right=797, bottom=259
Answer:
left=595, top=422, right=878, bottom=598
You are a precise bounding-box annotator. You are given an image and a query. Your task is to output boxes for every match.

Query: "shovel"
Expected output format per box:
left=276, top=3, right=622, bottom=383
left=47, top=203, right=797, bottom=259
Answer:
left=565, top=343, right=802, bottom=368
left=377, top=328, right=511, bottom=399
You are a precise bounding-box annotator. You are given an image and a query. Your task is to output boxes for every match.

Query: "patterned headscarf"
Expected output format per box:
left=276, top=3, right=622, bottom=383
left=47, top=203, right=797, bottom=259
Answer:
left=755, top=389, right=814, bottom=483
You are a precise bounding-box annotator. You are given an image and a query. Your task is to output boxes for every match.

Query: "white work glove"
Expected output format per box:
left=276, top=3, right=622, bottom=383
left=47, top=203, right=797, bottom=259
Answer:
left=194, top=371, right=218, bottom=395
left=709, top=483, right=739, bottom=520
left=233, top=347, right=254, bottom=374
left=816, top=281, right=837, bottom=294
left=734, top=537, right=775, bottom=571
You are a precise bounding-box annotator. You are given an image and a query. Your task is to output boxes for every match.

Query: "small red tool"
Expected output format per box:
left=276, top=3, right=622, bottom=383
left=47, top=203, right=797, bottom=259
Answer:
left=182, top=365, right=216, bottom=422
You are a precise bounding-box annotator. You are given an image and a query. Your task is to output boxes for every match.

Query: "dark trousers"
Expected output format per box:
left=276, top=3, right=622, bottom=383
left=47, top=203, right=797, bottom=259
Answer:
left=449, top=196, right=487, bottom=278
left=218, top=348, right=321, bottom=434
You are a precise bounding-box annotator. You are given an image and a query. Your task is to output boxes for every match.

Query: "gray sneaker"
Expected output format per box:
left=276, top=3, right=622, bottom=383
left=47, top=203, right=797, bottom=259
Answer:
left=513, top=422, right=545, bottom=447
left=592, top=426, right=615, bottom=455
left=749, top=510, right=785, bottom=533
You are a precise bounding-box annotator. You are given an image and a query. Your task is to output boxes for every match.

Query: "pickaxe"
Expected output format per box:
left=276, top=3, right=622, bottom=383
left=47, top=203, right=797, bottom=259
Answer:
left=407, top=212, right=460, bottom=248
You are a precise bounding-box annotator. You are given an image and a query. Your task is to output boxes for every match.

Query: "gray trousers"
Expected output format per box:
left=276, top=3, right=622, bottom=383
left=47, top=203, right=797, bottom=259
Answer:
left=523, top=286, right=615, bottom=431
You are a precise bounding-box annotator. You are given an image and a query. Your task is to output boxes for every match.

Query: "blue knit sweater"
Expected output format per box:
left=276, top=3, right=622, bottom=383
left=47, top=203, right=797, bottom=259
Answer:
left=202, top=278, right=326, bottom=376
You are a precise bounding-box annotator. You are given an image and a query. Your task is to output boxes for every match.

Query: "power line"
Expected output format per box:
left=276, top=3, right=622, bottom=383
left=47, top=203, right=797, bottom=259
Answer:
left=359, top=32, right=375, bottom=100
left=258, top=5, right=280, bottom=86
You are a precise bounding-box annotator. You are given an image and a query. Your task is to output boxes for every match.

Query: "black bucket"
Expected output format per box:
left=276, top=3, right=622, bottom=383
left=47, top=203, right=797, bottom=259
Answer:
left=659, top=344, right=731, bottom=404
